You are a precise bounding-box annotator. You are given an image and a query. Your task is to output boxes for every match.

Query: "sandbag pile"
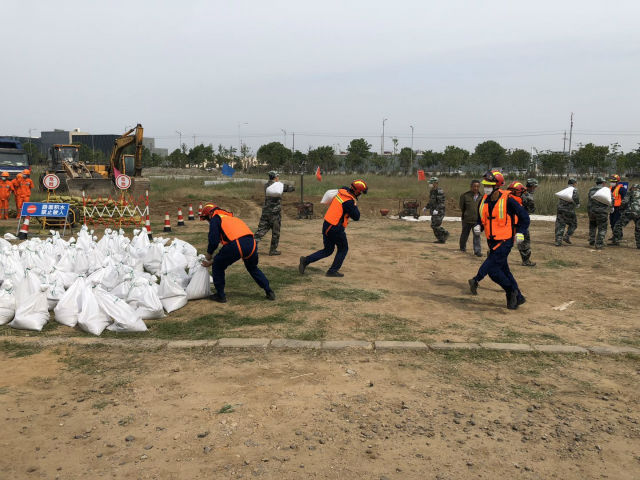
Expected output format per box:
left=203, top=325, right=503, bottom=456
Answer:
left=0, top=227, right=210, bottom=335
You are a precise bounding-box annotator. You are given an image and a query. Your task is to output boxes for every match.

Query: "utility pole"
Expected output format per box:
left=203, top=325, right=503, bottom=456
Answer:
left=563, top=131, right=567, bottom=154
left=281, top=129, right=287, bottom=148
left=381, top=118, right=387, bottom=155
left=567, top=113, right=574, bottom=157
left=193, top=135, right=196, bottom=148
left=176, top=131, right=182, bottom=151
left=410, top=125, right=414, bottom=175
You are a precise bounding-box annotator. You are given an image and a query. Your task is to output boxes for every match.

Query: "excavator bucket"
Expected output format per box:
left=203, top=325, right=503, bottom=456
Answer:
left=65, top=177, right=115, bottom=197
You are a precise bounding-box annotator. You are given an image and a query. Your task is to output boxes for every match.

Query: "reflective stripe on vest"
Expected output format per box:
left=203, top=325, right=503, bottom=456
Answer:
left=612, top=184, right=623, bottom=207
left=324, top=188, right=356, bottom=227
left=480, top=190, right=513, bottom=241
left=217, top=214, right=254, bottom=245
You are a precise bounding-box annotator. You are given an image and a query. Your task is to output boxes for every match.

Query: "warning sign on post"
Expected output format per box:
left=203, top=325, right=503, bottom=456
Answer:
left=42, top=174, right=61, bottom=191
left=115, top=174, right=132, bottom=190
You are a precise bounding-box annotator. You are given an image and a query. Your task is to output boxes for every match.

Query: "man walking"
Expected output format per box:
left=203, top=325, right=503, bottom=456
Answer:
left=0, top=171, right=14, bottom=220
left=609, top=174, right=627, bottom=236
left=468, top=170, right=530, bottom=310
left=610, top=183, right=640, bottom=249
left=299, top=179, right=367, bottom=277
left=458, top=179, right=482, bottom=256
left=587, top=177, right=611, bottom=250
left=518, top=178, right=538, bottom=266
left=427, top=177, right=449, bottom=243
left=200, top=203, right=275, bottom=303
left=554, top=178, right=580, bottom=246
left=254, top=171, right=295, bottom=256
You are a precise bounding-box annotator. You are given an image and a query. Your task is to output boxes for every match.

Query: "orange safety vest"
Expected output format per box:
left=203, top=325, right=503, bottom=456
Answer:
left=0, top=182, right=13, bottom=200
left=14, top=177, right=34, bottom=197
left=217, top=213, right=254, bottom=245
left=479, top=190, right=513, bottom=241
left=611, top=184, right=623, bottom=207
left=509, top=194, right=522, bottom=224
left=324, top=189, right=356, bottom=228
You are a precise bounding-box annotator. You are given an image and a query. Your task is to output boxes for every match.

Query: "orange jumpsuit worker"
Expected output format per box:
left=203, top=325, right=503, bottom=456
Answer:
left=0, top=171, right=15, bottom=220
left=13, top=169, right=34, bottom=217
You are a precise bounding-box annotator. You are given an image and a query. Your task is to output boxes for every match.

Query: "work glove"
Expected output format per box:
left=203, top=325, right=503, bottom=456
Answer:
left=422, top=207, right=428, bottom=214
left=515, top=233, right=525, bottom=245
left=432, top=210, right=438, bottom=215
left=473, top=225, right=481, bottom=235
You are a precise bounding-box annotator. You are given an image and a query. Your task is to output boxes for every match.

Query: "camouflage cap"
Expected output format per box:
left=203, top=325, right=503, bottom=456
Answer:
left=526, top=178, right=538, bottom=187
left=595, top=176, right=606, bottom=184
left=428, top=177, right=439, bottom=184
left=268, top=170, right=279, bottom=179
left=568, top=178, right=577, bottom=185
left=632, top=183, right=640, bottom=190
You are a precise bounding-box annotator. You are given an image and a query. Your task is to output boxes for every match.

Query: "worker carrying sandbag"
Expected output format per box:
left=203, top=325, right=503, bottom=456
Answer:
left=587, top=177, right=613, bottom=250
left=610, top=183, right=640, bottom=248
left=608, top=174, right=627, bottom=237
left=554, top=178, right=580, bottom=246
left=200, top=203, right=275, bottom=303
left=298, top=179, right=367, bottom=278
left=0, top=171, right=15, bottom=220
left=254, top=171, right=295, bottom=256
left=12, top=169, right=34, bottom=218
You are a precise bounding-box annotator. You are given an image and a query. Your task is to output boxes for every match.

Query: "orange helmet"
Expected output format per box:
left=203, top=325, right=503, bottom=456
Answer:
left=482, top=170, right=505, bottom=187
left=507, top=181, right=526, bottom=195
left=608, top=174, right=620, bottom=183
left=1, top=171, right=9, bottom=178
left=22, top=169, right=30, bottom=175
left=199, top=203, right=218, bottom=220
left=350, top=179, right=368, bottom=195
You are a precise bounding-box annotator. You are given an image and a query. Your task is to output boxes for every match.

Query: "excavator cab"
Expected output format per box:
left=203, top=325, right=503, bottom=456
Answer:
left=118, top=154, right=136, bottom=176
left=48, top=145, right=80, bottom=172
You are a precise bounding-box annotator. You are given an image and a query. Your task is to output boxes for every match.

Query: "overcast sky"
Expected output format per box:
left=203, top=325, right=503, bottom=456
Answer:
left=3, top=0, right=639, bottom=154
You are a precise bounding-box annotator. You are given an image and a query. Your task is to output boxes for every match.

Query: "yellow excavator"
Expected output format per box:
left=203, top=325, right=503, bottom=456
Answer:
left=41, top=124, right=149, bottom=197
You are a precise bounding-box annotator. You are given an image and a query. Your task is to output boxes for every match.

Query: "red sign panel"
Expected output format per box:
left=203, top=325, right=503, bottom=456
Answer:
left=115, top=175, right=132, bottom=190
left=43, top=174, right=61, bottom=190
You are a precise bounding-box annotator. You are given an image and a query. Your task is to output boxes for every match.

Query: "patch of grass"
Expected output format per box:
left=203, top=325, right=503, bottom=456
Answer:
left=290, top=319, right=327, bottom=341
left=60, top=353, right=104, bottom=375
left=93, top=400, right=111, bottom=410
left=218, top=404, right=234, bottom=414
left=510, top=384, right=554, bottom=401
left=118, top=415, right=135, bottom=426
left=465, top=381, right=491, bottom=390
left=545, top=259, right=579, bottom=269
left=0, top=386, right=9, bottom=395
left=0, top=341, right=42, bottom=358
left=357, top=313, right=415, bottom=340
left=320, top=288, right=384, bottom=302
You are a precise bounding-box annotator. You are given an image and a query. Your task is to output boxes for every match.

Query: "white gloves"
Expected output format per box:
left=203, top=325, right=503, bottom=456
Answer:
left=473, top=225, right=481, bottom=235
left=516, top=233, right=525, bottom=245
left=432, top=210, right=438, bottom=215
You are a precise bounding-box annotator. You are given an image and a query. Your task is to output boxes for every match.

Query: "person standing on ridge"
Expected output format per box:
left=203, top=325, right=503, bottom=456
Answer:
left=298, top=179, right=367, bottom=277
left=254, top=170, right=295, bottom=256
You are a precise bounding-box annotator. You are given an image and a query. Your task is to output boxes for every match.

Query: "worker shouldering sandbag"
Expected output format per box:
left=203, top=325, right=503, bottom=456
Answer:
left=610, top=183, right=640, bottom=249
left=0, top=171, right=15, bottom=220
left=299, top=179, right=367, bottom=277
left=468, top=170, right=530, bottom=310
left=554, top=178, right=580, bottom=246
left=199, top=203, right=275, bottom=303
left=587, top=177, right=611, bottom=250
left=254, top=171, right=295, bottom=256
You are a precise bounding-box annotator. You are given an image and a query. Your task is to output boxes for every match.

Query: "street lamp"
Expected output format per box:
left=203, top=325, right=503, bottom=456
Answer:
left=410, top=125, right=414, bottom=175
left=238, top=122, right=248, bottom=157
left=176, top=130, right=183, bottom=151
left=381, top=118, right=388, bottom=155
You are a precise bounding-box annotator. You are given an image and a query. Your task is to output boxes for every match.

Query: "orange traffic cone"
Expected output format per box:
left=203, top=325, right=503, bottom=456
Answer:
left=197, top=203, right=203, bottom=218
left=177, top=208, right=185, bottom=226
left=18, top=216, right=30, bottom=240
left=145, top=214, right=153, bottom=240
left=188, top=204, right=195, bottom=221
left=163, top=212, right=172, bottom=232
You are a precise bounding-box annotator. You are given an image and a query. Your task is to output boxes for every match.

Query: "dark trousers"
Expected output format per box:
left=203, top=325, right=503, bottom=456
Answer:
left=212, top=235, right=270, bottom=296
left=306, top=224, right=349, bottom=272
left=610, top=207, right=622, bottom=237
left=473, top=239, right=522, bottom=299
left=459, top=222, right=481, bottom=254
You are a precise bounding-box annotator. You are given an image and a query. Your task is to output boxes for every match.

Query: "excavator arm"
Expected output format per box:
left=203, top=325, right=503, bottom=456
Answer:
left=108, top=124, right=144, bottom=177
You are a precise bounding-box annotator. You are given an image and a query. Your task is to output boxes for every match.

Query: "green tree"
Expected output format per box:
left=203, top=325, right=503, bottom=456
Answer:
left=308, top=145, right=337, bottom=173
left=369, top=152, right=387, bottom=173
left=538, top=151, right=569, bottom=175
left=442, top=145, right=469, bottom=173
left=398, top=147, right=415, bottom=174
left=256, top=142, right=292, bottom=171
left=345, top=138, right=371, bottom=172
left=474, top=140, right=506, bottom=169
left=23, top=142, right=45, bottom=165
left=418, top=150, right=442, bottom=169
left=188, top=144, right=214, bottom=168
left=572, top=143, right=609, bottom=174
left=505, top=148, right=531, bottom=171
left=167, top=148, right=188, bottom=168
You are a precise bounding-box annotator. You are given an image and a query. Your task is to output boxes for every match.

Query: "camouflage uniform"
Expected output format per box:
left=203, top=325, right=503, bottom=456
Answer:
left=555, top=187, right=580, bottom=245
left=612, top=184, right=640, bottom=248
left=587, top=182, right=611, bottom=249
left=427, top=182, right=449, bottom=242
left=518, top=189, right=535, bottom=263
left=255, top=178, right=295, bottom=254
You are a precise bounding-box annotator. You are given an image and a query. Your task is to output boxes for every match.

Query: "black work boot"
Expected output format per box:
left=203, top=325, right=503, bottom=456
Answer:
left=563, top=236, right=572, bottom=244
left=468, top=278, right=478, bottom=295
left=298, top=256, right=307, bottom=274
left=507, top=290, right=519, bottom=310
left=326, top=270, right=344, bottom=277
left=265, top=289, right=276, bottom=301
left=522, top=260, right=536, bottom=267
left=209, top=293, right=227, bottom=303
left=269, top=250, right=281, bottom=256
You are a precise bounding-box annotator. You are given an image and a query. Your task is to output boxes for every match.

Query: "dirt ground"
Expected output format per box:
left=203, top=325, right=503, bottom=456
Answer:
left=0, top=344, right=639, bottom=480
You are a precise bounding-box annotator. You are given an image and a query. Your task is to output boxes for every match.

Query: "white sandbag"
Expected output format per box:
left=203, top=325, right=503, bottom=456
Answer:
left=110, top=280, right=132, bottom=299
left=555, top=186, right=575, bottom=203
left=77, top=285, right=111, bottom=336
left=266, top=181, right=284, bottom=197
left=0, top=283, right=15, bottom=325
left=143, top=242, right=164, bottom=275
left=321, top=189, right=339, bottom=204
left=10, top=276, right=49, bottom=332
left=54, top=277, right=85, bottom=327
left=185, top=261, right=211, bottom=300
left=158, top=274, right=188, bottom=313
left=127, top=282, right=165, bottom=320
left=171, top=238, right=198, bottom=258
left=46, top=282, right=65, bottom=311
left=94, top=288, right=147, bottom=333
left=3, top=233, right=17, bottom=241
left=592, top=186, right=612, bottom=206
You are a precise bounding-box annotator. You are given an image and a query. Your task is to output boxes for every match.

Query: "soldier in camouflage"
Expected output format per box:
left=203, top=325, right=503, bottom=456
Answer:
left=426, top=177, right=449, bottom=243
left=587, top=177, right=612, bottom=250
left=518, top=178, right=538, bottom=266
left=610, top=183, right=640, bottom=248
left=554, top=178, right=580, bottom=246
left=254, top=171, right=295, bottom=255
